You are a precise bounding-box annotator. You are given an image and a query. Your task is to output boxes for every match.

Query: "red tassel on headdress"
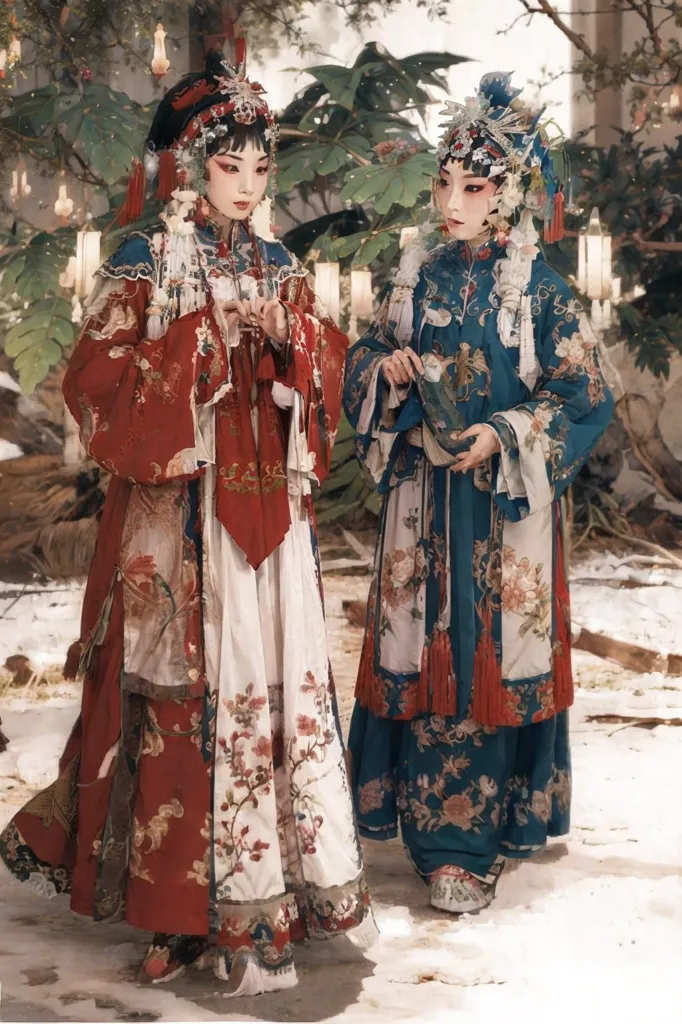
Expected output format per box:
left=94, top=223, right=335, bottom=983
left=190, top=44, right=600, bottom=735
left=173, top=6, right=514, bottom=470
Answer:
left=551, top=186, right=565, bottom=243
left=116, top=158, right=145, bottom=226
left=544, top=187, right=565, bottom=245
left=156, top=148, right=178, bottom=202
left=235, top=36, right=247, bottom=72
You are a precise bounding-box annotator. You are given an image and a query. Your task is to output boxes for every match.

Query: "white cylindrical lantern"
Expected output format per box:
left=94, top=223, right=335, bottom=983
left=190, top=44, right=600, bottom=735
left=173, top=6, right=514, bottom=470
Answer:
left=55, top=183, right=74, bottom=219
left=151, top=23, right=170, bottom=79
left=585, top=207, right=605, bottom=301
left=400, top=226, right=420, bottom=250
left=75, top=229, right=101, bottom=298
left=611, top=276, right=621, bottom=302
left=577, top=232, right=587, bottom=293
left=350, top=267, right=374, bottom=319
left=601, top=231, right=612, bottom=300
left=314, top=262, right=340, bottom=324
left=9, top=36, right=21, bottom=66
left=0, top=50, right=7, bottom=77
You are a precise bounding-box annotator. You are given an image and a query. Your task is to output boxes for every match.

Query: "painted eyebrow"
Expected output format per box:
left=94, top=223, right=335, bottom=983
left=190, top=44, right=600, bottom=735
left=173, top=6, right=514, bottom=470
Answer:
left=215, top=152, right=270, bottom=163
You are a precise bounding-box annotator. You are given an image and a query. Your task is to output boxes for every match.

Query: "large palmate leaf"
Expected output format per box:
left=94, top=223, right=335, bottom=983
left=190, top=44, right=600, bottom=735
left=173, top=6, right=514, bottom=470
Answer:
left=2, top=297, right=75, bottom=394
left=339, top=151, right=435, bottom=214
left=305, top=63, right=383, bottom=111
left=327, top=228, right=398, bottom=265
left=59, top=83, right=149, bottom=185
left=0, top=232, right=74, bottom=301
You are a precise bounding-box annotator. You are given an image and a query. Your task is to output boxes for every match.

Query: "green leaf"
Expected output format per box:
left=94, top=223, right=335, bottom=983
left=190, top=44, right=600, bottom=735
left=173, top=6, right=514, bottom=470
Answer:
left=2, top=296, right=74, bottom=393
left=60, top=83, right=147, bottom=185
left=340, top=151, right=435, bottom=213
left=306, top=65, right=374, bottom=110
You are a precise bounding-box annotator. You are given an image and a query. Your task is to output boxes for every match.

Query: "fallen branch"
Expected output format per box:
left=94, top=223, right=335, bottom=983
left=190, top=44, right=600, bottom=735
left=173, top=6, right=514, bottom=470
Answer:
left=321, top=557, right=371, bottom=575
left=340, top=528, right=375, bottom=566
left=585, top=713, right=682, bottom=736
left=572, top=624, right=682, bottom=676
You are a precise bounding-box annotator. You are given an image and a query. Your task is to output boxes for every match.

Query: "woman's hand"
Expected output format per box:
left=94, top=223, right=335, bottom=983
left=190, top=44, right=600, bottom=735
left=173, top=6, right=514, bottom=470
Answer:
left=450, top=423, right=501, bottom=473
left=381, top=347, right=424, bottom=387
left=222, top=296, right=289, bottom=345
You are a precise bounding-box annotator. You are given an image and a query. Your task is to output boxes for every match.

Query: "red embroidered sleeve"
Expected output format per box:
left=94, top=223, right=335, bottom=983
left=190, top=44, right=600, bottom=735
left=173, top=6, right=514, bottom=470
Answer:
left=279, top=276, right=349, bottom=486
left=63, top=278, right=227, bottom=484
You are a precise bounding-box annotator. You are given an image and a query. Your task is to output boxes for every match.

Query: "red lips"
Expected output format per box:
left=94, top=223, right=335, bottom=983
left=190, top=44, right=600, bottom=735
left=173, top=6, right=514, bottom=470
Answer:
left=234, top=201, right=250, bottom=210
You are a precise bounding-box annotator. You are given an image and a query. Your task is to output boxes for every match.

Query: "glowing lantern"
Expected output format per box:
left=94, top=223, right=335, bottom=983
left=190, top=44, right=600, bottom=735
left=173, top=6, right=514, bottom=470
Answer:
left=59, top=256, right=78, bottom=290
left=9, top=166, right=31, bottom=201
left=151, top=23, right=170, bottom=79
left=54, top=182, right=74, bottom=220
left=349, top=267, right=374, bottom=342
left=75, top=228, right=101, bottom=299
left=314, top=263, right=340, bottom=324
left=579, top=207, right=612, bottom=329
left=9, top=36, right=20, bottom=66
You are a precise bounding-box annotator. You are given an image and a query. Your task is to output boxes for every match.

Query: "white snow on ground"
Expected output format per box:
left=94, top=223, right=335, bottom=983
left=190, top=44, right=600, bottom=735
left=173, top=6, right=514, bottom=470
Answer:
left=0, top=555, right=680, bottom=1022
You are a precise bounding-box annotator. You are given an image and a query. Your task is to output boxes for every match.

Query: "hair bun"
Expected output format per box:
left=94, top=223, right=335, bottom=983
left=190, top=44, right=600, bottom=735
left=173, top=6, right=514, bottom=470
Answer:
left=205, top=48, right=227, bottom=82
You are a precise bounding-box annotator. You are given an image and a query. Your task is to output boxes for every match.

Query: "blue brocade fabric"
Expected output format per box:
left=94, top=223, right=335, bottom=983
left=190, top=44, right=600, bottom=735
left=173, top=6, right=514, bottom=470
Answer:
left=348, top=705, right=571, bottom=879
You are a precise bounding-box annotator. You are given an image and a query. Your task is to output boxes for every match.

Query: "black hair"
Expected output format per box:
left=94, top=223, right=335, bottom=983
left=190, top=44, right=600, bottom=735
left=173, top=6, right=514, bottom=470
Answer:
left=438, top=132, right=506, bottom=181
left=146, top=50, right=271, bottom=156
left=205, top=113, right=271, bottom=159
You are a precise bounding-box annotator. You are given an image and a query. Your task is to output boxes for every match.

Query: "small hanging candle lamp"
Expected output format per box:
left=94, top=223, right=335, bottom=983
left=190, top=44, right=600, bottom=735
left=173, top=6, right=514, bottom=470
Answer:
left=75, top=226, right=102, bottom=299
left=9, top=164, right=31, bottom=202
left=151, top=23, right=170, bottom=79
left=315, top=262, right=340, bottom=324
left=54, top=180, right=74, bottom=220
left=580, top=207, right=612, bottom=330
left=59, top=255, right=78, bottom=290
left=8, top=36, right=21, bottom=67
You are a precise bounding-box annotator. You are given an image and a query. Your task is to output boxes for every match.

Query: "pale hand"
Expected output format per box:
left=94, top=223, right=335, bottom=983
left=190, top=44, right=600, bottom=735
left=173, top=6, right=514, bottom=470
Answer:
left=222, top=295, right=289, bottom=345
left=450, top=423, right=501, bottom=473
left=382, top=346, right=424, bottom=387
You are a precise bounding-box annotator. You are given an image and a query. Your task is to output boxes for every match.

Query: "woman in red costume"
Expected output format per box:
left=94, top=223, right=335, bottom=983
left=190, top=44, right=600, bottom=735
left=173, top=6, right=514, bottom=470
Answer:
left=0, top=47, right=373, bottom=995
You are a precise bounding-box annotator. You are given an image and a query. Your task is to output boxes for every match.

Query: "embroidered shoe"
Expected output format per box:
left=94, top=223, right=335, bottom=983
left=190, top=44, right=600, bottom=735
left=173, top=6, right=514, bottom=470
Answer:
left=138, top=933, right=209, bottom=985
left=214, top=952, right=298, bottom=996
left=429, top=855, right=505, bottom=915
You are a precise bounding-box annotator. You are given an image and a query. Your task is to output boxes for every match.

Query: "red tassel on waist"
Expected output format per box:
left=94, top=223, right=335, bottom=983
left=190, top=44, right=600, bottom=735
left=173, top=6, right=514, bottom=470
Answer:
left=156, top=148, right=178, bottom=202
left=116, top=158, right=145, bottom=226
left=355, top=631, right=385, bottom=714
left=471, top=606, right=510, bottom=726
left=417, top=628, right=457, bottom=716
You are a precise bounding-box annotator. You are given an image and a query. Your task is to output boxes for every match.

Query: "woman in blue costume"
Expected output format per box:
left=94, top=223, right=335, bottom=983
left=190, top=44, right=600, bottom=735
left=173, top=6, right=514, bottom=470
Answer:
left=343, top=74, right=614, bottom=914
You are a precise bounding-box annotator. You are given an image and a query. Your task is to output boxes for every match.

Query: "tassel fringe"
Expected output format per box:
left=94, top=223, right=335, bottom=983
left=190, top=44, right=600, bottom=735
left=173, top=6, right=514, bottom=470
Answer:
left=418, top=628, right=456, bottom=716
left=354, top=632, right=384, bottom=713
left=471, top=607, right=509, bottom=727
left=156, top=149, right=178, bottom=202
left=116, top=158, right=145, bottom=226
left=544, top=188, right=565, bottom=245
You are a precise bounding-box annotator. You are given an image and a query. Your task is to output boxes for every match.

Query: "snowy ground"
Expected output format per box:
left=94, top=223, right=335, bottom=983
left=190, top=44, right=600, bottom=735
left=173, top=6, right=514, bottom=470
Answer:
left=0, top=554, right=681, bottom=1023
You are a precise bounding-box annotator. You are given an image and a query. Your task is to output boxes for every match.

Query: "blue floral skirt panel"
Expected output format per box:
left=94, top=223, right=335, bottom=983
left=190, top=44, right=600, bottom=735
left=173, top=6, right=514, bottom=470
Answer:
left=348, top=705, right=571, bottom=879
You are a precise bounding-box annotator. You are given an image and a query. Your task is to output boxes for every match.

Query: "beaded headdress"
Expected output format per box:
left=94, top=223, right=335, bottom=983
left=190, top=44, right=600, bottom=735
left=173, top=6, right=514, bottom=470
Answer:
left=116, top=43, right=279, bottom=226
left=436, top=72, right=565, bottom=244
